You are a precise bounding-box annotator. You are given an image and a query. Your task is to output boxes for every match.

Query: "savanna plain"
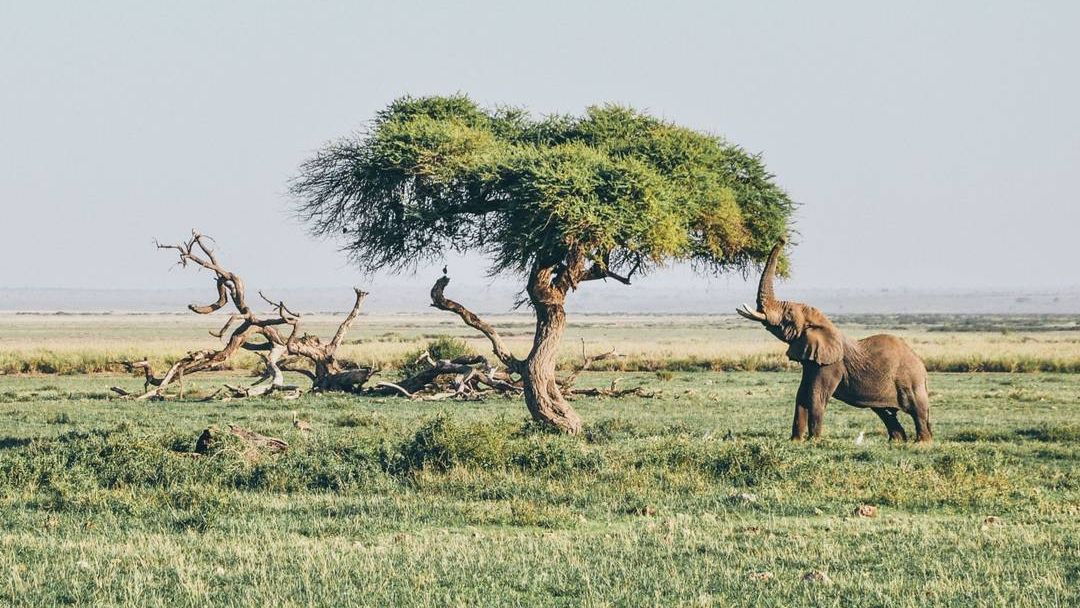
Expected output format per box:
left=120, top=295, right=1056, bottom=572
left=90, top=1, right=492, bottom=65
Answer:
left=0, top=312, right=1077, bottom=606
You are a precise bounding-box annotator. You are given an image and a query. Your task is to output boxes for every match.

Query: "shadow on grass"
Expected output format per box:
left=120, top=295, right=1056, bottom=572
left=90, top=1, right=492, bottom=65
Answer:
left=951, top=424, right=1080, bottom=443
left=0, top=436, right=32, bottom=450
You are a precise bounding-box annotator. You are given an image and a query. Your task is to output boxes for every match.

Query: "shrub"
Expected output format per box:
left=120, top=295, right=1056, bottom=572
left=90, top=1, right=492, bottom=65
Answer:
left=508, top=436, right=605, bottom=475
left=335, top=412, right=379, bottom=428
left=397, top=336, right=476, bottom=379
left=392, top=415, right=506, bottom=474
left=584, top=417, right=642, bottom=444
left=703, top=442, right=788, bottom=486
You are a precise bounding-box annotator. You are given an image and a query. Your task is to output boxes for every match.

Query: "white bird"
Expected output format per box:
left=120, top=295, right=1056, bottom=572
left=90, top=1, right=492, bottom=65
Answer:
left=854, top=431, right=866, bottom=445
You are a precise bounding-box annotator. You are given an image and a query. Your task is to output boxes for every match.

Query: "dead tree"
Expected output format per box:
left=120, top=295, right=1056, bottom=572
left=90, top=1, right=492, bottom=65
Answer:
left=373, top=352, right=523, bottom=400
left=113, top=231, right=373, bottom=399
left=252, top=289, right=375, bottom=395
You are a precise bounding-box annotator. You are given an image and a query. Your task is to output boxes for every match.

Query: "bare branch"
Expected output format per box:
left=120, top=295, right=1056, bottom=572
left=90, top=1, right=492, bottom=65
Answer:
left=374, top=382, right=414, bottom=398
left=210, top=313, right=243, bottom=338
left=562, top=338, right=620, bottom=390
left=430, top=276, right=522, bottom=372
left=259, top=291, right=301, bottom=321
left=117, top=232, right=378, bottom=399
left=329, top=288, right=368, bottom=350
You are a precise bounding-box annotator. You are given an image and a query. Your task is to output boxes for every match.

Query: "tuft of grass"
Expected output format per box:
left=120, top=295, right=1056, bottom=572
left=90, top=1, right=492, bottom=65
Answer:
left=334, top=412, right=380, bottom=428
left=951, top=424, right=1080, bottom=443
left=44, top=411, right=71, bottom=425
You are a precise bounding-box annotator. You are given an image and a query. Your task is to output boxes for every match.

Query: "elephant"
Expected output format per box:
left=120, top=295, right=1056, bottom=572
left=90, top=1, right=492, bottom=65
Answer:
left=735, top=239, right=933, bottom=442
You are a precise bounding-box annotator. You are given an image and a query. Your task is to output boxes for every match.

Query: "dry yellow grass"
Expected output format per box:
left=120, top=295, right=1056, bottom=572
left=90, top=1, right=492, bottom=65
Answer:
left=2, top=312, right=1079, bottom=374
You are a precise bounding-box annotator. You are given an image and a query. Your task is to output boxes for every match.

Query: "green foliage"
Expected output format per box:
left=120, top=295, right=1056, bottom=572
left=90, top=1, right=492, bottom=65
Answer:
left=334, top=411, right=380, bottom=428
left=397, top=335, right=476, bottom=379
left=45, top=411, right=71, bottom=425
left=392, top=415, right=508, bottom=474
left=389, top=415, right=603, bottom=477
left=292, top=94, right=794, bottom=278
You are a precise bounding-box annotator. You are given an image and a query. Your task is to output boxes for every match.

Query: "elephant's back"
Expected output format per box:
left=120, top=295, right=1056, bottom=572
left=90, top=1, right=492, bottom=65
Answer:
left=857, top=334, right=927, bottom=378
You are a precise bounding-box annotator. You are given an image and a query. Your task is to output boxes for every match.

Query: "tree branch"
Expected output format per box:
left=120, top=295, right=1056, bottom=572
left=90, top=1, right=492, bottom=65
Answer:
left=561, top=338, right=620, bottom=390
left=430, top=276, right=522, bottom=372
left=580, top=252, right=642, bottom=285
left=329, top=288, right=368, bottom=350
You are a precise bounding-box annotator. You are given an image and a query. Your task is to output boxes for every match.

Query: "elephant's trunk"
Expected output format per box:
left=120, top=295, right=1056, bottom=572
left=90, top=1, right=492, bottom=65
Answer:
left=756, top=238, right=786, bottom=312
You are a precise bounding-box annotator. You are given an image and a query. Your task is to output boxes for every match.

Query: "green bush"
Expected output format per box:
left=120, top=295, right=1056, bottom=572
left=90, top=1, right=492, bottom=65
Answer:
left=335, top=412, right=380, bottom=428
left=397, top=336, right=476, bottom=379
left=392, top=415, right=506, bottom=474
left=45, top=412, right=71, bottom=425
left=702, top=442, right=789, bottom=486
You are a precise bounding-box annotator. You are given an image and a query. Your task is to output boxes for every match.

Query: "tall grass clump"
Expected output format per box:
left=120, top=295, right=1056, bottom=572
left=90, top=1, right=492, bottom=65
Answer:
left=389, top=415, right=508, bottom=474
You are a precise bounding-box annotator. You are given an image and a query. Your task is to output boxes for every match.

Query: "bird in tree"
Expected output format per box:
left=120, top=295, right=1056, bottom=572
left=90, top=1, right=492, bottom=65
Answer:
left=291, top=95, right=794, bottom=433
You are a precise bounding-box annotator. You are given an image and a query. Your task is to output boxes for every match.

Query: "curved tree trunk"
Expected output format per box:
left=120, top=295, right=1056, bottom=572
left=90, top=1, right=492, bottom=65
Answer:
left=431, top=251, right=637, bottom=434
left=519, top=262, right=586, bottom=434
left=522, top=301, right=582, bottom=433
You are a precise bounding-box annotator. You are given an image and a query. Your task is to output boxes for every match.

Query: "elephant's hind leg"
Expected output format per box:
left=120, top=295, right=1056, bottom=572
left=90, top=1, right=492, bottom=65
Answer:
left=873, top=408, right=908, bottom=441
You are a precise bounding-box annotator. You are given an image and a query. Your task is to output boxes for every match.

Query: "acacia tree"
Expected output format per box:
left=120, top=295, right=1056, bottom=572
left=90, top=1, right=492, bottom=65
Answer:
left=292, top=95, right=793, bottom=433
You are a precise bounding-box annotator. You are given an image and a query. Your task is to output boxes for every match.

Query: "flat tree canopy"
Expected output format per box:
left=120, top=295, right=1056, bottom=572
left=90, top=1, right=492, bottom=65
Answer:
left=293, top=95, right=794, bottom=432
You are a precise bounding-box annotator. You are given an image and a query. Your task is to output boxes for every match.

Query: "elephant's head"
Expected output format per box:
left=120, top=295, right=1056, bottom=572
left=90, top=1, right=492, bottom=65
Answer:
left=735, top=239, right=845, bottom=365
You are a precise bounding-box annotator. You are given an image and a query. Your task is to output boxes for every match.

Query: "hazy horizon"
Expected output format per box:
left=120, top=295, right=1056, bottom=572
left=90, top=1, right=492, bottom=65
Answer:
left=4, top=283, right=1079, bottom=315
left=3, top=1, right=1078, bottom=303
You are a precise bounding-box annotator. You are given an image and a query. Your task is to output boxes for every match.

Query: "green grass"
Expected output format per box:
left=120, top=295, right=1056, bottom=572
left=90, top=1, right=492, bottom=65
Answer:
left=1, top=371, right=1077, bottom=606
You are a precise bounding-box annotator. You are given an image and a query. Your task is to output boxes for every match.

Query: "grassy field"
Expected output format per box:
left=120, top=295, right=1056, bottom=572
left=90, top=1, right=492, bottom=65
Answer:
left=1, top=368, right=1078, bottom=606
left=0, top=314, right=1078, bottom=606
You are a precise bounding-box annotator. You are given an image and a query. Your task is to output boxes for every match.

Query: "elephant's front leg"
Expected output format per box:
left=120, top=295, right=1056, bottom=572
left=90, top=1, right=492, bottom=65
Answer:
left=791, top=369, right=815, bottom=440
left=798, top=364, right=843, bottom=440
left=791, top=402, right=809, bottom=440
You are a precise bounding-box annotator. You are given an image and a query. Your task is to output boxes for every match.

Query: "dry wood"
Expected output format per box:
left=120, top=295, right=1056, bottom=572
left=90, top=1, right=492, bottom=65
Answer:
left=558, top=338, right=651, bottom=398
left=373, top=352, right=523, bottom=400
left=430, top=276, right=522, bottom=372
left=111, top=231, right=373, bottom=400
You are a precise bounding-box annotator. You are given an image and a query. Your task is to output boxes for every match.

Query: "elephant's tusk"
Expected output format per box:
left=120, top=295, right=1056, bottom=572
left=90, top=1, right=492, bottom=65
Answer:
left=735, top=304, right=767, bottom=322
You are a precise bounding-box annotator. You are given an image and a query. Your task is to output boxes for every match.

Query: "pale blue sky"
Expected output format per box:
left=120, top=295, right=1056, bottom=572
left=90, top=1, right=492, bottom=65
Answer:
left=2, top=1, right=1077, bottom=303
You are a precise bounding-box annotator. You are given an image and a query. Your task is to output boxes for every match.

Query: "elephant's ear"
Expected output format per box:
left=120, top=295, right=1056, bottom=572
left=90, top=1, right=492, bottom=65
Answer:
left=786, top=307, right=844, bottom=365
